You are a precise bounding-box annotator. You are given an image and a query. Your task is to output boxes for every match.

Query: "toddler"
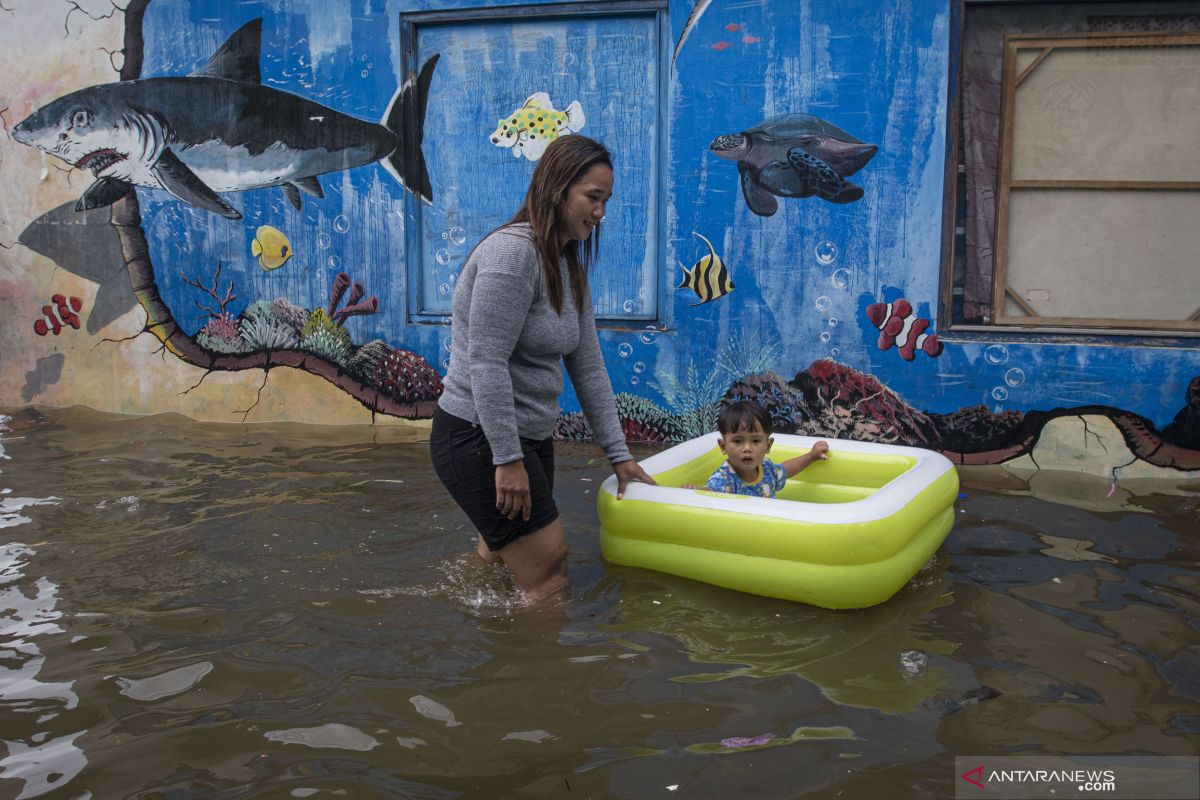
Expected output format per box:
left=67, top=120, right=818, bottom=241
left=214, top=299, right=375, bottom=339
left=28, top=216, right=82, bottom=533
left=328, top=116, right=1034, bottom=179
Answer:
left=688, top=400, right=829, bottom=497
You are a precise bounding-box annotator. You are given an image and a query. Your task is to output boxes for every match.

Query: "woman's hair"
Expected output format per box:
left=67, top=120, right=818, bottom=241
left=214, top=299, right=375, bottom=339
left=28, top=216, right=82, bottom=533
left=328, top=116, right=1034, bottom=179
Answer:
left=717, top=400, right=773, bottom=436
left=504, top=135, right=612, bottom=315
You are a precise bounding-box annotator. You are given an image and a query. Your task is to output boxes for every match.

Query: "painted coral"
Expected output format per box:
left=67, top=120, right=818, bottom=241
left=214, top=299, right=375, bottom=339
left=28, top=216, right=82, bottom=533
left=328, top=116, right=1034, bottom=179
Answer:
left=370, top=346, right=443, bottom=404
left=300, top=308, right=353, bottom=363
left=196, top=313, right=247, bottom=354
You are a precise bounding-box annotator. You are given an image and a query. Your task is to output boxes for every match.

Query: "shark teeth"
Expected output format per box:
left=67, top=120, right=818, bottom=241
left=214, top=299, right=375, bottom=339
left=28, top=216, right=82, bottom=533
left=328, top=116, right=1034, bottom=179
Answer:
left=75, top=149, right=125, bottom=175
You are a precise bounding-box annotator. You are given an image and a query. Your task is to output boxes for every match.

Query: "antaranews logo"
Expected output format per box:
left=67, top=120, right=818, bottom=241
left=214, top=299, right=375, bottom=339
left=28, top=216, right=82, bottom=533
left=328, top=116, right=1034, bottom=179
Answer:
left=954, top=755, right=1199, bottom=799
left=962, top=765, right=986, bottom=789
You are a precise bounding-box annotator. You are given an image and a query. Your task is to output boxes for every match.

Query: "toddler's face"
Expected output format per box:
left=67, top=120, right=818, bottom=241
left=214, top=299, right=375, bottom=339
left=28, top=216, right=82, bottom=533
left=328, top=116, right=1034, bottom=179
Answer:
left=718, top=423, right=773, bottom=477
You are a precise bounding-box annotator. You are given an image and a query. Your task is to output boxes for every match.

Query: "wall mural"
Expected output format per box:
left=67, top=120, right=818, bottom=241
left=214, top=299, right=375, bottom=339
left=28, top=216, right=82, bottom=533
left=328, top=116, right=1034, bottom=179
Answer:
left=11, top=18, right=439, bottom=218
left=3, top=0, right=1199, bottom=483
left=490, top=92, right=586, bottom=161
left=865, top=299, right=943, bottom=361
left=676, top=232, right=734, bottom=306
left=10, top=13, right=444, bottom=419
left=709, top=115, right=877, bottom=216
left=32, top=295, right=84, bottom=337
left=251, top=226, right=294, bottom=271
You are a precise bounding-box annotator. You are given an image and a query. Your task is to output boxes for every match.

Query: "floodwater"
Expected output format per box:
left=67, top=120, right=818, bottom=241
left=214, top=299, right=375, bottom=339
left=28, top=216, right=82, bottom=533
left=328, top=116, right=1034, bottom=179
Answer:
left=0, top=407, right=1196, bottom=800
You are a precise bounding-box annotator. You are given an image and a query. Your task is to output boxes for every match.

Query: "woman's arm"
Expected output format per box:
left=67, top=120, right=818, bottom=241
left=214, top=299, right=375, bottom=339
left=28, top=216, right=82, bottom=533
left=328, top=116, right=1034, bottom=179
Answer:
left=464, top=237, right=539, bottom=519
left=465, top=238, right=538, bottom=466
left=562, top=293, right=631, bottom=465
left=563, top=294, right=656, bottom=498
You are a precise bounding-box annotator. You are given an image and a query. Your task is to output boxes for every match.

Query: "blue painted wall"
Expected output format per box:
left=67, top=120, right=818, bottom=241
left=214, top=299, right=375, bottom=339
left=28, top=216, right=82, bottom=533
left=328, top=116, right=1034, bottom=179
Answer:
left=7, top=0, right=1199, bottom=466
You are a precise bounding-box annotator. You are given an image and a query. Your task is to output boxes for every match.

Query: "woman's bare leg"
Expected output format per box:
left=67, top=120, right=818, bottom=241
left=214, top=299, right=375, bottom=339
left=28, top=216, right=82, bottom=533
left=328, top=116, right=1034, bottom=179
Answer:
left=496, top=518, right=568, bottom=603
left=476, top=534, right=501, bottom=565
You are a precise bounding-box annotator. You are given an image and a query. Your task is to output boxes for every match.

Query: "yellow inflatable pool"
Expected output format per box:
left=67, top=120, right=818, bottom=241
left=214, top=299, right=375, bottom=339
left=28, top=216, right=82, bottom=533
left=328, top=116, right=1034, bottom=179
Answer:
left=597, top=432, right=958, bottom=609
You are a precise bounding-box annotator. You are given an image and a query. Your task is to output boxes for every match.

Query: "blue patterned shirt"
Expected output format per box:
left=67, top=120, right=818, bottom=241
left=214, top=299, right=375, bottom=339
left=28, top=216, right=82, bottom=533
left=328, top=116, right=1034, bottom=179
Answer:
left=704, top=459, right=789, bottom=498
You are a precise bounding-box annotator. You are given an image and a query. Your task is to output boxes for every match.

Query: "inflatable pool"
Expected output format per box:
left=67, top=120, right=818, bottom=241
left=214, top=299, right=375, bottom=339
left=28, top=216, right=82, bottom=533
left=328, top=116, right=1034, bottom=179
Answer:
left=597, top=432, right=958, bottom=609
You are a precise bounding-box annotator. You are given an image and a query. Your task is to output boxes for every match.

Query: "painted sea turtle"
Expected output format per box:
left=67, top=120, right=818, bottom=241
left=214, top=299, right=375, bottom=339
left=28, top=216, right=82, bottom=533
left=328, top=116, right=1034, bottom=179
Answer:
left=709, top=114, right=878, bottom=216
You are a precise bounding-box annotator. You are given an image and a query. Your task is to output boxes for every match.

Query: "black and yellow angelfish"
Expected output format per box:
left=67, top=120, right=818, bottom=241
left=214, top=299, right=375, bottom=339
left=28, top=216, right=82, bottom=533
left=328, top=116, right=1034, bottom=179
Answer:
left=677, top=231, right=735, bottom=306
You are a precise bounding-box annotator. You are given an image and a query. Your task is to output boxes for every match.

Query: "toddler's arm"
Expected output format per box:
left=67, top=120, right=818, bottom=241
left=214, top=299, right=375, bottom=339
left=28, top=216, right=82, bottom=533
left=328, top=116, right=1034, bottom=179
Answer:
left=780, top=441, right=829, bottom=478
left=685, top=465, right=727, bottom=491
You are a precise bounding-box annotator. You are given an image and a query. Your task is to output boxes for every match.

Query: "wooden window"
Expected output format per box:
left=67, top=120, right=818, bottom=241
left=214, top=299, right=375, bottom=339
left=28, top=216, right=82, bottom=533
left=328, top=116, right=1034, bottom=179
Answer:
left=991, top=32, right=1200, bottom=331
left=401, top=2, right=667, bottom=324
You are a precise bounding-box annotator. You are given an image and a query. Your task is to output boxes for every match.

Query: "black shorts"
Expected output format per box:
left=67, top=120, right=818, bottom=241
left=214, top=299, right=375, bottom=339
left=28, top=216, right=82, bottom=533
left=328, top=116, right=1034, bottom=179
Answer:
left=429, top=406, right=560, bottom=551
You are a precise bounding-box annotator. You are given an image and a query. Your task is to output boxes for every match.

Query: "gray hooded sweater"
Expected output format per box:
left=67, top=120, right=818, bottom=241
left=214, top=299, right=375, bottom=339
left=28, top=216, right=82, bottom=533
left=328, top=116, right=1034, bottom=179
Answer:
left=438, top=223, right=633, bottom=467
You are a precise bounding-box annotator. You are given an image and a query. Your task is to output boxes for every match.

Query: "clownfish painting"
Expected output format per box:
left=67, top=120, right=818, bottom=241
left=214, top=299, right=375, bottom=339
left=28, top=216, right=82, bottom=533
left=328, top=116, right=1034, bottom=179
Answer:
left=677, top=232, right=735, bottom=306
left=865, top=298, right=943, bottom=361
left=33, top=294, right=83, bottom=336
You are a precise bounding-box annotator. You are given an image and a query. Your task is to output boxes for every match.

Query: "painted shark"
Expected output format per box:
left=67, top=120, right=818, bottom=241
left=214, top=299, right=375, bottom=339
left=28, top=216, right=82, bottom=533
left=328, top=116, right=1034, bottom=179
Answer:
left=12, top=18, right=439, bottom=220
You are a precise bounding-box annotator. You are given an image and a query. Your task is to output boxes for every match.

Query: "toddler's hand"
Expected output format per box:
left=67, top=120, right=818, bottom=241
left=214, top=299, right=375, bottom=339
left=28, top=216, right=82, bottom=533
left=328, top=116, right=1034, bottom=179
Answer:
left=811, top=441, right=829, bottom=460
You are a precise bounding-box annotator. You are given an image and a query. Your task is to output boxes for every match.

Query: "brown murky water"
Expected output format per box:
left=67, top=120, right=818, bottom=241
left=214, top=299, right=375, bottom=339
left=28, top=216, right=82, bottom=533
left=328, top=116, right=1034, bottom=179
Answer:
left=0, top=407, right=1196, bottom=799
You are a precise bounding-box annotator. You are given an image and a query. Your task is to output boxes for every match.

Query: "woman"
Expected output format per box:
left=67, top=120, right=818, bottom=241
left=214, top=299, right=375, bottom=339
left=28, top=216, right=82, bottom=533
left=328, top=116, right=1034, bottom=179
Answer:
left=430, top=135, right=656, bottom=603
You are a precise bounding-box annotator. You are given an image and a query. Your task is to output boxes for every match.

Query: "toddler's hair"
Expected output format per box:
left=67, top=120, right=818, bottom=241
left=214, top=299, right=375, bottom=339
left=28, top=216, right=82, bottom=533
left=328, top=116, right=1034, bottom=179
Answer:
left=717, top=400, right=773, bottom=436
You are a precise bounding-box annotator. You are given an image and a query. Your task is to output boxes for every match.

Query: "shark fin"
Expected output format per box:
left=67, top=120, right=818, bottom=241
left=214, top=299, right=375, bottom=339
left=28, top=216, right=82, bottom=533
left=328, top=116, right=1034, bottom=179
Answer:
left=75, top=177, right=133, bottom=212
left=152, top=148, right=242, bottom=219
left=280, top=183, right=302, bottom=211
left=294, top=176, right=323, bottom=198
left=190, top=18, right=262, bottom=83
left=382, top=53, right=439, bottom=205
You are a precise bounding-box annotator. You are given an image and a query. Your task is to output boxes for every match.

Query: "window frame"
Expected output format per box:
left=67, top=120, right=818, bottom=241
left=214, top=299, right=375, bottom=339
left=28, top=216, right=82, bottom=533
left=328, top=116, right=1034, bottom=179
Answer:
left=399, top=0, right=670, bottom=328
left=992, top=30, right=1200, bottom=331
left=941, top=0, right=1200, bottom=341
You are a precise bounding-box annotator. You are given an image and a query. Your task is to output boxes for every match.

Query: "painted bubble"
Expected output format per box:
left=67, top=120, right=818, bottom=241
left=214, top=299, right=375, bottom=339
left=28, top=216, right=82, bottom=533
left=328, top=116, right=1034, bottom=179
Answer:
left=623, top=299, right=636, bottom=314
left=831, top=347, right=840, bottom=357
left=992, top=386, right=1009, bottom=401
left=815, top=296, right=832, bottom=312
left=328, top=255, right=342, bottom=271
left=333, top=215, right=351, bottom=234
left=360, top=69, right=369, bottom=78
left=317, top=232, right=332, bottom=250
left=438, top=283, right=450, bottom=296
left=435, top=249, right=451, bottom=265
left=448, top=226, right=467, bottom=245
left=639, top=326, right=658, bottom=345
left=631, top=376, right=639, bottom=385
left=815, top=241, right=838, bottom=265
left=443, top=337, right=453, bottom=352
left=633, top=361, right=646, bottom=375
left=441, top=357, right=451, bottom=371
left=617, top=343, right=633, bottom=358
left=984, top=344, right=1009, bottom=365
left=1005, top=368, right=1026, bottom=387
left=828, top=318, right=838, bottom=327
left=831, top=269, right=851, bottom=289
left=820, top=331, right=831, bottom=343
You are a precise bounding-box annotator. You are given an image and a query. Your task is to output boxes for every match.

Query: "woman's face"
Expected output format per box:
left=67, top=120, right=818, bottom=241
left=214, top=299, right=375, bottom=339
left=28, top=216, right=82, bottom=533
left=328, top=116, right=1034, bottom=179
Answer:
left=557, top=163, right=613, bottom=245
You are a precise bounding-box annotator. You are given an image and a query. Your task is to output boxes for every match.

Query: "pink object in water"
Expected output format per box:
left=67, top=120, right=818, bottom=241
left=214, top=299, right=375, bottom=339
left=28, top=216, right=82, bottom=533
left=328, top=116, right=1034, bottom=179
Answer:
left=721, top=733, right=777, bottom=748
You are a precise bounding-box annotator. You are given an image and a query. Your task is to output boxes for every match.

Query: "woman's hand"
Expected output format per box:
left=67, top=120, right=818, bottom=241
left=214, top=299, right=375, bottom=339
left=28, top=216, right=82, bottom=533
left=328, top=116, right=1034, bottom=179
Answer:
left=495, top=460, right=531, bottom=520
left=613, top=459, right=657, bottom=500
